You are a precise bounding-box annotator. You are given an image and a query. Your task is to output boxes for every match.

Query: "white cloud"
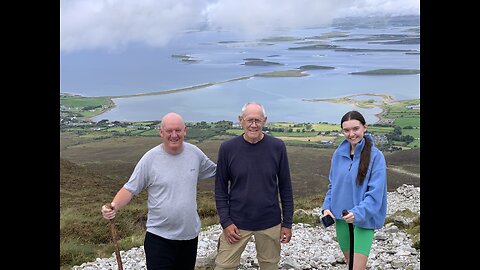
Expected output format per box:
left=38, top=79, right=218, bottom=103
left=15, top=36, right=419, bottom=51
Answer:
left=60, top=0, right=209, bottom=52
left=60, top=0, right=419, bottom=52
left=204, top=0, right=343, bottom=36
left=334, top=0, right=420, bottom=17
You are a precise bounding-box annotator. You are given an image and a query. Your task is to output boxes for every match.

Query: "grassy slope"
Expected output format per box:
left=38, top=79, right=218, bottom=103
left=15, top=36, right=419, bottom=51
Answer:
left=60, top=133, right=420, bottom=269
left=61, top=133, right=420, bottom=196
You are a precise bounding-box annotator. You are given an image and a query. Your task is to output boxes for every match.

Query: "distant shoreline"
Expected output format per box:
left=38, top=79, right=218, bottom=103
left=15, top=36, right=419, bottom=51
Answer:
left=70, top=90, right=412, bottom=124
left=303, top=93, right=398, bottom=123
left=106, top=76, right=252, bottom=99
left=63, top=78, right=417, bottom=125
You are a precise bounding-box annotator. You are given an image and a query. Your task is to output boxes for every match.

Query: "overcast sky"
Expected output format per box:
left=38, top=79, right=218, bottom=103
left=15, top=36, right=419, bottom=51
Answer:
left=60, top=0, right=420, bottom=53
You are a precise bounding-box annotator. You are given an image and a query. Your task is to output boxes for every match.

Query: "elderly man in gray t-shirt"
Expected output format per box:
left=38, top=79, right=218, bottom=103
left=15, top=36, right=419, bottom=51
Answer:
left=101, top=112, right=216, bottom=269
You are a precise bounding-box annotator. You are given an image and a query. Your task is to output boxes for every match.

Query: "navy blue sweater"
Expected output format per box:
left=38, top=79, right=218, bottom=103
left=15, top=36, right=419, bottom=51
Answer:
left=215, top=134, right=294, bottom=230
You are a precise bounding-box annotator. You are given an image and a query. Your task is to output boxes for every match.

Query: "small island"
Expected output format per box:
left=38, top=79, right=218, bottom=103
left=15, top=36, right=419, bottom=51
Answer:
left=350, top=69, right=420, bottom=75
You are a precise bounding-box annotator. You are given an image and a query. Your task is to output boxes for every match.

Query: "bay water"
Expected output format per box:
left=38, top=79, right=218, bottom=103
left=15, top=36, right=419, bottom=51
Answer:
left=60, top=16, right=420, bottom=124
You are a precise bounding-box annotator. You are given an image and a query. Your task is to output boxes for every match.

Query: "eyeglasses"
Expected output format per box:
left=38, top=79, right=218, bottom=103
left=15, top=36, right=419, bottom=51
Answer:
left=243, top=118, right=265, bottom=125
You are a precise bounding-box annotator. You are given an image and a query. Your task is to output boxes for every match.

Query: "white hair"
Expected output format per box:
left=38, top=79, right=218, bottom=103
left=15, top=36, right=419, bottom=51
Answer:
left=240, top=101, right=266, bottom=117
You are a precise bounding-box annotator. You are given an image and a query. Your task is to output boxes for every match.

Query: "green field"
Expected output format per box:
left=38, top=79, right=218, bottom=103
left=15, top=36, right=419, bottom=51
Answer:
left=60, top=93, right=420, bottom=151
left=60, top=94, right=113, bottom=117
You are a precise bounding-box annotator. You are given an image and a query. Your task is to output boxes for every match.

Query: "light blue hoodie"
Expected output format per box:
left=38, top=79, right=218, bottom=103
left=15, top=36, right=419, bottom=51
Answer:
left=321, top=134, right=387, bottom=229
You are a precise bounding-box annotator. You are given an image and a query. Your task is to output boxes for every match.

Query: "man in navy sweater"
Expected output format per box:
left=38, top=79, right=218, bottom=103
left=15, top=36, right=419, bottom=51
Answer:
left=214, top=101, right=294, bottom=270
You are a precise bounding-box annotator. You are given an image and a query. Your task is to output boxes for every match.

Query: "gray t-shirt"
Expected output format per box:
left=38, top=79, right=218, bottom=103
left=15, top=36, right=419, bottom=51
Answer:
left=124, top=142, right=216, bottom=240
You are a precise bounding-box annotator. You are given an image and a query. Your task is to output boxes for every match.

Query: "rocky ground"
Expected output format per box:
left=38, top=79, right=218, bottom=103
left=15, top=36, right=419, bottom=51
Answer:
left=72, top=184, right=420, bottom=270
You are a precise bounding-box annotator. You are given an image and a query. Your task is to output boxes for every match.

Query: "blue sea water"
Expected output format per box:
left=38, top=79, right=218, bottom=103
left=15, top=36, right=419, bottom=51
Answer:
left=60, top=16, right=420, bottom=124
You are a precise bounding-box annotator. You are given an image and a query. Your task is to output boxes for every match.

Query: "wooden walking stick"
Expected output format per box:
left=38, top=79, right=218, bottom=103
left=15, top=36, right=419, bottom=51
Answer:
left=104, top=203, right=124, bottom=270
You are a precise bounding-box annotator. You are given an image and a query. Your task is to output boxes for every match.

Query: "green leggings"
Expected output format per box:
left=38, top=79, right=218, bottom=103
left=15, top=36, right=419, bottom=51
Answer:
left=335, top=219, right=374, bottom=256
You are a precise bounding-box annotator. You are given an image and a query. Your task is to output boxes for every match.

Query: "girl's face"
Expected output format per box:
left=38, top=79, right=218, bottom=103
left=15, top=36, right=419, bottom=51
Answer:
left=341, top=119, right=367, bottom=146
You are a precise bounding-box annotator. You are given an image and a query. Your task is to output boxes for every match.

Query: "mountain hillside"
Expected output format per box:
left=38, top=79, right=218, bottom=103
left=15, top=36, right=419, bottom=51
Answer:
left=60, top=158, right=122, bottom=208
left=60, top=144, right=420, bottom=269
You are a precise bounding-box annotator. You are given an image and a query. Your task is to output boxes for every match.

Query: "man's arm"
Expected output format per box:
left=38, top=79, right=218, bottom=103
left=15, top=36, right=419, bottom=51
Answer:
left=101, top=187, right=134, bottom=220
left=214, top=145, right=233, bottom=229
left=278, top=143, right=294, bottom=229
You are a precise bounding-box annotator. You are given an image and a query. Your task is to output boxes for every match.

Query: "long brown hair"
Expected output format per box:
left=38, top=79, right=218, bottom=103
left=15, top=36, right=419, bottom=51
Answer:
left=341, top=111, right=371, bottom=186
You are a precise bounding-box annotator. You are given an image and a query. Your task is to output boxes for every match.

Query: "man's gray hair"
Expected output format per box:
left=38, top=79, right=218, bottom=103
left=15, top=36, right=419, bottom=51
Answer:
left=241, top=102, right=266, bottom=117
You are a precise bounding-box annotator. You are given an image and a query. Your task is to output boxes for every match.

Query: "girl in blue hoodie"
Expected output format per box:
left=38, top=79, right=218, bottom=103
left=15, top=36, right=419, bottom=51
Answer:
left=321, top=110, right=387, bottom=270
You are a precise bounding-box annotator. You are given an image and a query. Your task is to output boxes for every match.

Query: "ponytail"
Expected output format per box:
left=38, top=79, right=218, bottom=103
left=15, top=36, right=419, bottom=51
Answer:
left=356, top=137, right=371, bottom=185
